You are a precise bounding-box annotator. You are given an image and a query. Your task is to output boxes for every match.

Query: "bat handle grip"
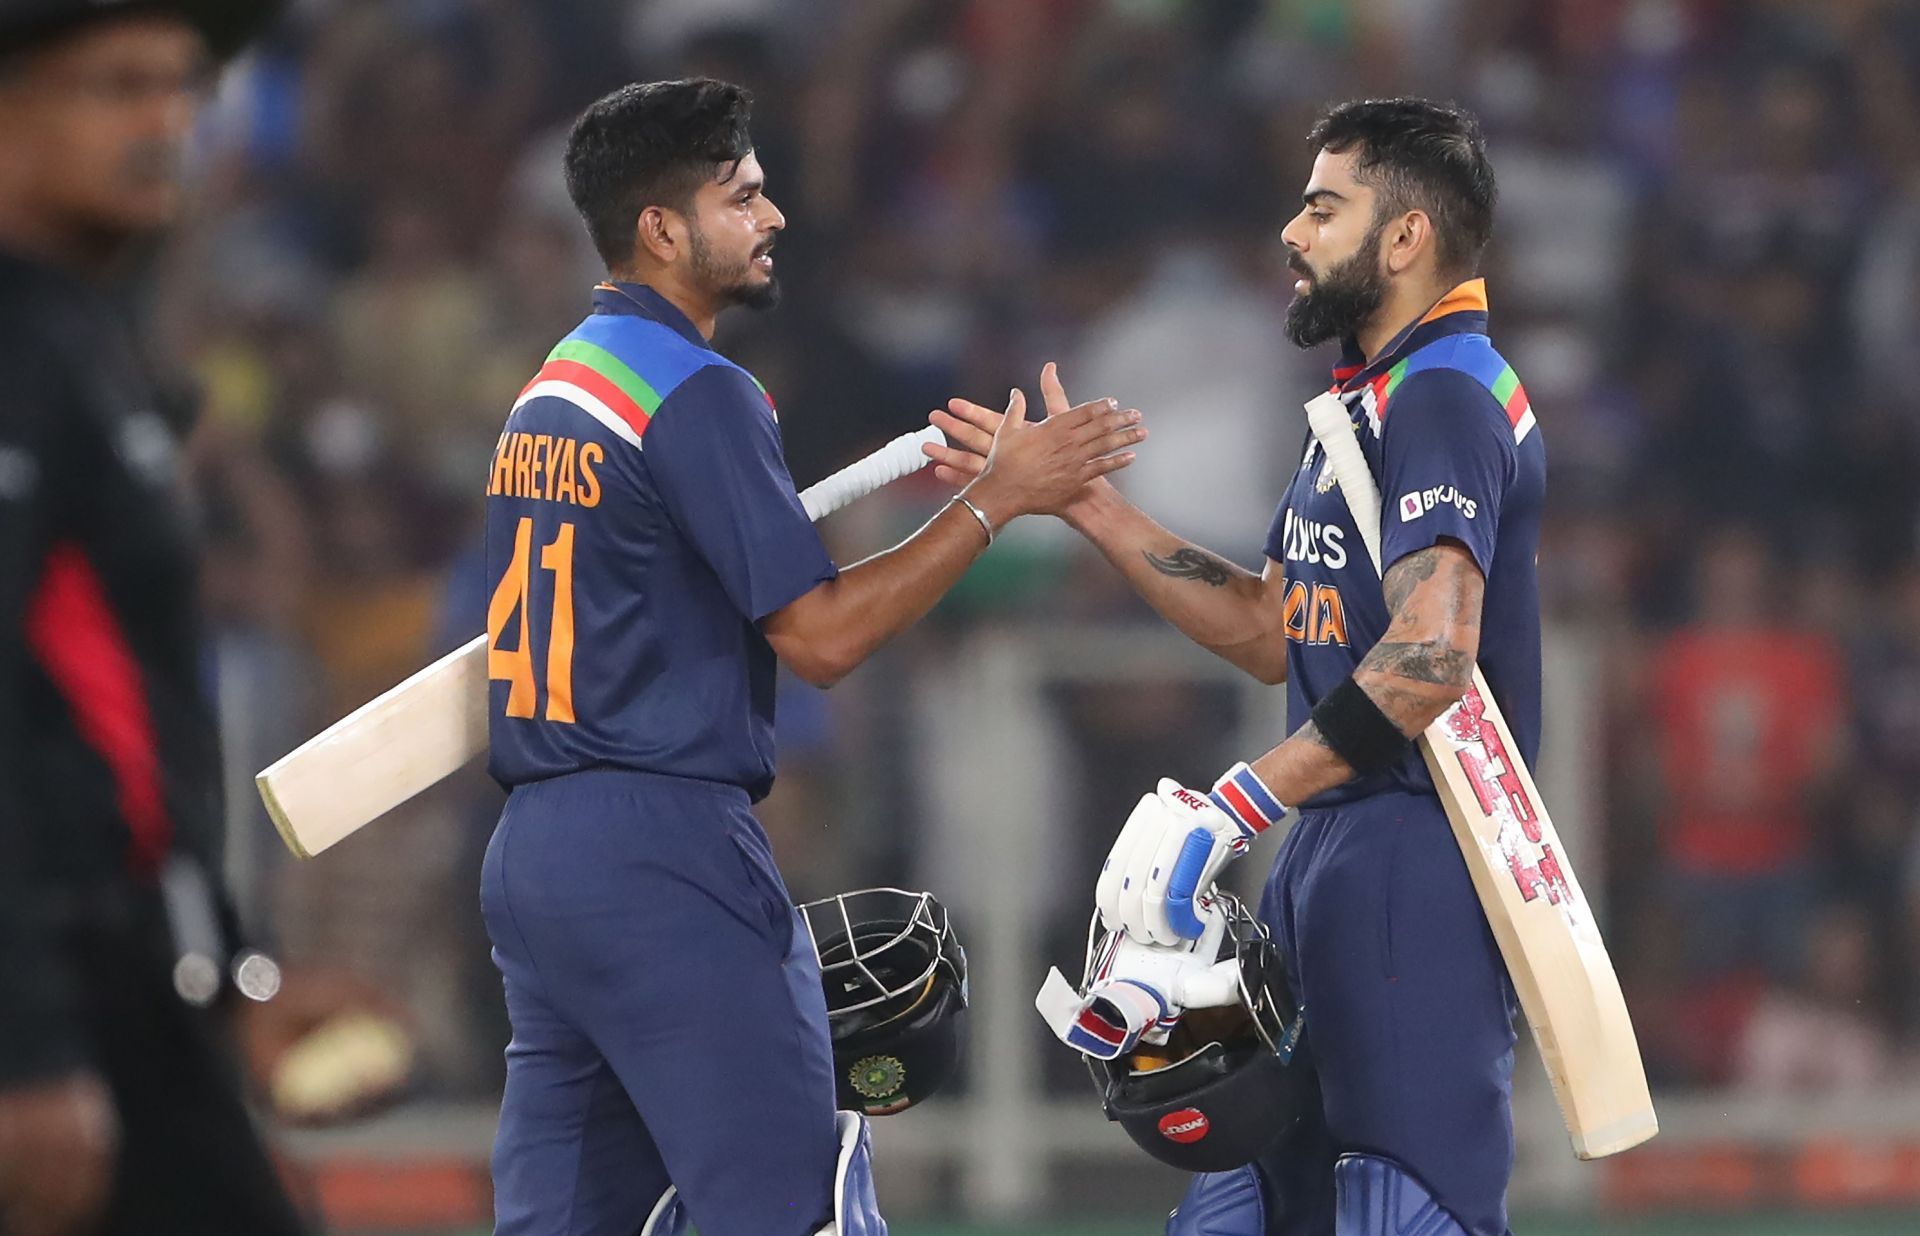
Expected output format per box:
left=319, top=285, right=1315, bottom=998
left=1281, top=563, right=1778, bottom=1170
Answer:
left=798, top=426, right=944, bottom=522
left=1304, top=393, right=1385, bottom=575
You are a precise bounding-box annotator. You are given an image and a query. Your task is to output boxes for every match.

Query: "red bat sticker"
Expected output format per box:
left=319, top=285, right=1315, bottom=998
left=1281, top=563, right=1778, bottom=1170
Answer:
left=1448, top=687, right=1569, bottom=906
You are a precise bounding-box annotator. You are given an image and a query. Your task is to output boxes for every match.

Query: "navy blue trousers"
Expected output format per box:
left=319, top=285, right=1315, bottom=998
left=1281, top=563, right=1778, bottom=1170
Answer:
left=1247, top=789, right=1518, bottom=1236
left=481, top=769, right=839, bottom=1236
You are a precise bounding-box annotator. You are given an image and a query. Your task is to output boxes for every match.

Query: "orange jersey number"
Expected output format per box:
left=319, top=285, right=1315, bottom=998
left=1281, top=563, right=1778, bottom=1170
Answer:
left=487, top=517, right=577, bottom=722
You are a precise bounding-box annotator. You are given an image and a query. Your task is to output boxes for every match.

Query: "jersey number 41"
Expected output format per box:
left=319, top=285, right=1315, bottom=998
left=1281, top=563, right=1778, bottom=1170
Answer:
left=487, top=516, right=577, bottom=722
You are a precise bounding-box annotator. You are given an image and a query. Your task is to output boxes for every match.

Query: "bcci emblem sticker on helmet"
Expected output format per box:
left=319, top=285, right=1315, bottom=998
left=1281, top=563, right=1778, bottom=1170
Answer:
left=800, top=888, right=968, bottom=1117
left=849, top=1054, right=907, bottom=1103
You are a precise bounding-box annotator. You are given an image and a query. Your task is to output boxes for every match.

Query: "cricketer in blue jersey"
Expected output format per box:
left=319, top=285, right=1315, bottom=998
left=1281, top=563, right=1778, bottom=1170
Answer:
left=477, top=79, right=1144, bottom=1236
left=932, top=99, right=1537, bottom=1236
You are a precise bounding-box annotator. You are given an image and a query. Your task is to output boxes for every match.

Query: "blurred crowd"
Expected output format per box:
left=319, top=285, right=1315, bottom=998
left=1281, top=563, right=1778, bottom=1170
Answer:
left=164, top=0, right=1920, bottom=1099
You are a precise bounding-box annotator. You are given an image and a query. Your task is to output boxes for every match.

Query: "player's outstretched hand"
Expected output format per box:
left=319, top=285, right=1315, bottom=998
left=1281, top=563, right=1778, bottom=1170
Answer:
left=0, top=1071, right=118, bottom=1236
left=1097, top=779, right=1257, bottom=945
left=927, top=363, right=1141, bottom=522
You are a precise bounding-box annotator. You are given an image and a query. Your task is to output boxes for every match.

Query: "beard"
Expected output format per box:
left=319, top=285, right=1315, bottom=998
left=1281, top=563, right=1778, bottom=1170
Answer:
left=1283, top=220, right=1389, bottom=349
left=689, top=224, right=781, bottom=311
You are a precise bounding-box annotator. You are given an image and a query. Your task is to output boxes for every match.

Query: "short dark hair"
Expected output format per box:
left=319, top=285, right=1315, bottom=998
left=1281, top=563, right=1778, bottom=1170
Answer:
left=1306, top=98, right=1496, bottom=277
left=564, top=78, right=755, bottom=269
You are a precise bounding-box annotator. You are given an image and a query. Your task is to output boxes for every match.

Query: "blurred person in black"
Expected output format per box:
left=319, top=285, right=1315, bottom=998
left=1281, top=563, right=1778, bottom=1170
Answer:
left=0, top=2, right=309, bottom=1234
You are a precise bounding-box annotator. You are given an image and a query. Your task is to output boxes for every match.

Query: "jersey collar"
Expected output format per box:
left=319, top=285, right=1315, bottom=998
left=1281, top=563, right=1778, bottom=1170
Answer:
left=1329, top=278, right=1490, bottom=392
left=592, top=281, right=713, bottom=350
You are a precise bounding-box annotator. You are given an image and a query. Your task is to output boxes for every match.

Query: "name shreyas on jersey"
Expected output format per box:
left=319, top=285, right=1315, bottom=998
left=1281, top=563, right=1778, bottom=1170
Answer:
left=1398, top=485, right=1478, bottom=522
left=487, top=430, right=604, bottom=507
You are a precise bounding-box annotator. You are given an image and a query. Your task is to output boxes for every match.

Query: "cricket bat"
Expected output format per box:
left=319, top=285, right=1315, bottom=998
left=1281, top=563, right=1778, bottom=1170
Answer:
left=1304, top=392, right=1656, bottom=1160
left=259, top=426, right=946, bottom=859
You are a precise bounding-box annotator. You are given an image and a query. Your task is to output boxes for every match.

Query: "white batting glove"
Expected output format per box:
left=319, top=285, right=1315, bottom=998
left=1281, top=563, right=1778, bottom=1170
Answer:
left=1034, top=904, right=1242, bottom=1061
left=1095, top=766, right=1287, bottom=945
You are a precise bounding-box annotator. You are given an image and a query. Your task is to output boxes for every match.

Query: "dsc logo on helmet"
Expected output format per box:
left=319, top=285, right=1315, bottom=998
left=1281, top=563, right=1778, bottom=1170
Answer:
left=1158, top=1108, right=1210, bottom=1143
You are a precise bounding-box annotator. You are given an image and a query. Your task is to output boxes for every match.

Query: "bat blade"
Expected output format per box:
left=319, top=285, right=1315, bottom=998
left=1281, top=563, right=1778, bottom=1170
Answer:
left=1422, top=671, right=1657, bottom=1158
left=258, top=635, right=488, bottom=858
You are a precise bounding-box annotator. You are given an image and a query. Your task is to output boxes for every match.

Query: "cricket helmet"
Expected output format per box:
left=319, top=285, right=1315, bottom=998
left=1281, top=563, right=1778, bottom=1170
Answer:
left=0, top=0, right=285, bottom=61
left=1085, top=892, right=1310, bottom=1172
left=800, top=887, right=968, bottom=1117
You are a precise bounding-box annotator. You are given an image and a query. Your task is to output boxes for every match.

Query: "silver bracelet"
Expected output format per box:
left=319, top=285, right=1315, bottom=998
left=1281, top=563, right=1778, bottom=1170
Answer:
left=951, top=495, right=995, bottom=545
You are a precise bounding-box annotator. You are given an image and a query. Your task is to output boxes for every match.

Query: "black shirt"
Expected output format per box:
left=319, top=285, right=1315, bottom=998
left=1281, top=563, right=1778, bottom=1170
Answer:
left=0, top=249, right=225, bottom=1085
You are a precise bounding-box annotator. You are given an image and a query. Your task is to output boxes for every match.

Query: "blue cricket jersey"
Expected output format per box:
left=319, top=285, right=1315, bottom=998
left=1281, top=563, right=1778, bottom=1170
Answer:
left=483, top=282, right=837, bottom=800
left=1268, top=279, right=1546, bottom=808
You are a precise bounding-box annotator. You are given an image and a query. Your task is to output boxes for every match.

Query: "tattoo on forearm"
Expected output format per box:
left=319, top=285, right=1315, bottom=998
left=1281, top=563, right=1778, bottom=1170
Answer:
left=1359, top=640, right=1475, bottom=688
left=1381, top=548, right=1441, bottom=615
left=1143, top=547, right=1234, bottom=587
left=1356, top=544, right=1485, bottom=729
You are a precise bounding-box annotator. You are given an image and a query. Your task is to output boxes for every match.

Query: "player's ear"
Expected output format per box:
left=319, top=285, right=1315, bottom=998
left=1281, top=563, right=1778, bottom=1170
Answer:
left=1384, top=209, right=1433, bottom=276
left=634, top=205, right=681, bottom=266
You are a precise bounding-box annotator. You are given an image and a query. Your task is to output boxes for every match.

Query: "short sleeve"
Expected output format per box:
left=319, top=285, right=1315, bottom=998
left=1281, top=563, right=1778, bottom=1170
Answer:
left=642, top=364, right=838, bottom=621
left=1264, top=473, right=1297, bottom=564
left=1378, top=368, right=1516, bottom=576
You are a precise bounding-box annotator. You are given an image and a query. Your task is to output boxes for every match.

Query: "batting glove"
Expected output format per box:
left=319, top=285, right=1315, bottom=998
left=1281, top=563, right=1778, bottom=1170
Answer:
left=1034, top=903, right=1242, bottom=1061
left=1095, top=765, right=1286, bottom=945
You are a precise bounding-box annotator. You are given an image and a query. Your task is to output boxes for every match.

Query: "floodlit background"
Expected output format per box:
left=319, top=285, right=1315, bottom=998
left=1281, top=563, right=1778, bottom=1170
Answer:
left=166, top=0, right=1920, bottom=1230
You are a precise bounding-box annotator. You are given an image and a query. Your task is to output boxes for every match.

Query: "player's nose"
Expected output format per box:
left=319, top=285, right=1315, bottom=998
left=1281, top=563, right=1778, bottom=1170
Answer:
left=1280, top=212, right=1310, bottom=254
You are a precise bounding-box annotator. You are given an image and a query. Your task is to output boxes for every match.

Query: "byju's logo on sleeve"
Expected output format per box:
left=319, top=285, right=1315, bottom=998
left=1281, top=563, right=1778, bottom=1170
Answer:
left=1397, top=486, right=1478, bottom=522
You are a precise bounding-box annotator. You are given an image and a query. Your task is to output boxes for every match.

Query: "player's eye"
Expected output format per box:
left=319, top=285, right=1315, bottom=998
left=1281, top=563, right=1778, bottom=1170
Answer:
left=1310, top=210, right=1332, bottom=224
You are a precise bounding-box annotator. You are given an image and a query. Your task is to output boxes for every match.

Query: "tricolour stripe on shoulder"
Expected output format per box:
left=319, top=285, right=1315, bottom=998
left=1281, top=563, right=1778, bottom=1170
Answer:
left=512, top=377, right=645, bottom=450
left=744, top=369, right=776, bottom=412
left=547, top=339, right=663, bottom=412
left=1490, top=363, right=1533, bottom=436
left=513, top=333, right=667, bottom=447
left=569, top=314, right=715, bottom=404
left=1377, top=335, right=1536, bottom=442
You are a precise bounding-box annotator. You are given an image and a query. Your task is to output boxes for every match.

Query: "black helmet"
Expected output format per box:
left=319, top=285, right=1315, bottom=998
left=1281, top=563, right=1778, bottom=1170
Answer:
left=1084, top=893, right=1309, bottom=1173
left=800, top=887, right=968, bottom=1117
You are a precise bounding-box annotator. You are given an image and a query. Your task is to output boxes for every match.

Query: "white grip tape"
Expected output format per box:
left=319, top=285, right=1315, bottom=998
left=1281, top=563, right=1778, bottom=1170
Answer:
left=799, top=426, right=945, bottom=522
left=1303, top=393, right=1384, bottom=575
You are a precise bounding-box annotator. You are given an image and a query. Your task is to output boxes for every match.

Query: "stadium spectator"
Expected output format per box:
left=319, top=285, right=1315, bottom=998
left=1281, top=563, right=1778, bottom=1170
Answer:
left=1645, top=529, right=1847, bottom=982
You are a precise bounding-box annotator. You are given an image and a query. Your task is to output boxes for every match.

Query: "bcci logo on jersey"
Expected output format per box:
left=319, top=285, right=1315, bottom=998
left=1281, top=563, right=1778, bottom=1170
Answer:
left=1398, top=486, right=1479, bottom=522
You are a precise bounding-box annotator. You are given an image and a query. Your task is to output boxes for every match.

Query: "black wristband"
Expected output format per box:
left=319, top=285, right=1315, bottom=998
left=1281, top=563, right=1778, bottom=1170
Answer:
left=1309, top=677, right=1412, bottom=776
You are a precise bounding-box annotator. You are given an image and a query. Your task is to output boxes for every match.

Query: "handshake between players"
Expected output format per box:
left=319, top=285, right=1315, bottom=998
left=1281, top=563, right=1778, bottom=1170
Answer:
left=928, top=365, right=1296, bottom=1038
left=929, top=366, right=1288, bottom=958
